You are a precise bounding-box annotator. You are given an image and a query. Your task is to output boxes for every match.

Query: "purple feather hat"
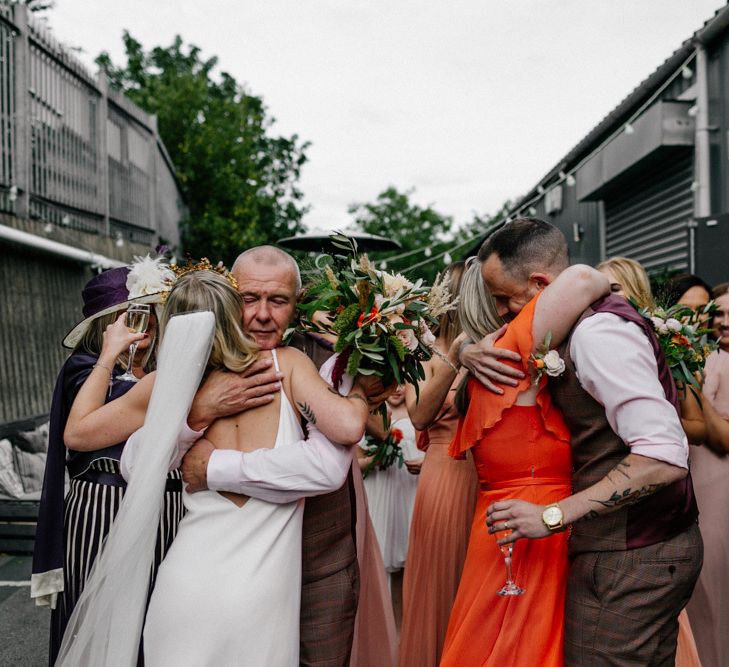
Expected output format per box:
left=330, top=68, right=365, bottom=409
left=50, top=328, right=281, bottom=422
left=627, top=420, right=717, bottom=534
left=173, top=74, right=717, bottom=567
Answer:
left=62, top=257, right=174, bottom=349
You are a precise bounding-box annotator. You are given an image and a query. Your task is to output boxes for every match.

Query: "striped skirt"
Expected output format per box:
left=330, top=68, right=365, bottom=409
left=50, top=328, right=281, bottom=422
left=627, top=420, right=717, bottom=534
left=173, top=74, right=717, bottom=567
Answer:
left=48, top=458, right=183, bottom=665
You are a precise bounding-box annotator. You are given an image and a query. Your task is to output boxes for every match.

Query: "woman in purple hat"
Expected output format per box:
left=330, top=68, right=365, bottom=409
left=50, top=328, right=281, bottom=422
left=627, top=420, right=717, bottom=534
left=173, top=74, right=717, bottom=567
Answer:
left=30, top=257, right=179, bottom=666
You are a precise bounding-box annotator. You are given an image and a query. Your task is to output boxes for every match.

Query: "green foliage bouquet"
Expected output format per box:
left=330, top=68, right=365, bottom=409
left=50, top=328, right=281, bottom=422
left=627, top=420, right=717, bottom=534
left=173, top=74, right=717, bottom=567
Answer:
left=362, top=427, right=405, bottom=478
left=639, top=302, right=717, bottom=390
left=297, top=234, right=458, bottom=401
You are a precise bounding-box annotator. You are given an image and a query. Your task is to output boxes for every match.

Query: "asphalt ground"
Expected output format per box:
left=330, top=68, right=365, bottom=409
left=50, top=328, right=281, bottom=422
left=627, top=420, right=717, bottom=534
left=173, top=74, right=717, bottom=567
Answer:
left=0, top=555, right=48, bottom=666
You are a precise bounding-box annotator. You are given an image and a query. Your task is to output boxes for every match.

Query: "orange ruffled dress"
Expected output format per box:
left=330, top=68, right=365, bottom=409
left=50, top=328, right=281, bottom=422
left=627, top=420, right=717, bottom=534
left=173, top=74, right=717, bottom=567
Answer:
left=440, top=296, right=572, bottom=667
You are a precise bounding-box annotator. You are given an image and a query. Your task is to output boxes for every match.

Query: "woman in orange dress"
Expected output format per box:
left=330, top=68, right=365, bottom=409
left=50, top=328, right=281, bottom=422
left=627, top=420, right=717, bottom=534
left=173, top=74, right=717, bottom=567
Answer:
left=440, top=261, right=610, bottom=667
left=400, top=262, right=479, bottom=667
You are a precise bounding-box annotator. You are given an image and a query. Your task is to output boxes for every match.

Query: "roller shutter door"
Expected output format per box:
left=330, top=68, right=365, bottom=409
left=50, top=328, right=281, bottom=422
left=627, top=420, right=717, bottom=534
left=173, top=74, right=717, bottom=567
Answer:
left=604, top=151, right=693, bottom=272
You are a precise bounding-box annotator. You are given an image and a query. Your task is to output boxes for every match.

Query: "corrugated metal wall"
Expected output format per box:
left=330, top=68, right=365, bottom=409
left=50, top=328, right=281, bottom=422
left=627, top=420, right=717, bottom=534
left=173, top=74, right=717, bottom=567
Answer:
left=0, top=13, right=14, bottom=210
left=0, top=246, right=89, bottom=423
left=604, top=149, right=694, bottom=271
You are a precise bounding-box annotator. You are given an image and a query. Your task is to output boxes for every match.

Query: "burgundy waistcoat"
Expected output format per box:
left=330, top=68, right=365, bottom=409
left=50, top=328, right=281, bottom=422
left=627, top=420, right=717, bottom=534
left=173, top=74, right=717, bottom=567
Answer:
left=549, top=294, right=698, bottom=555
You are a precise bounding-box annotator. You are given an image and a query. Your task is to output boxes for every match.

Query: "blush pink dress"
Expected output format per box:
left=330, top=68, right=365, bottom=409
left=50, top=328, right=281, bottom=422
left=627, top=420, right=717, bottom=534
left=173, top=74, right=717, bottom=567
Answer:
left=350, top=464, right=398, bottom=667
left=685, top=349, right=729, bottom=667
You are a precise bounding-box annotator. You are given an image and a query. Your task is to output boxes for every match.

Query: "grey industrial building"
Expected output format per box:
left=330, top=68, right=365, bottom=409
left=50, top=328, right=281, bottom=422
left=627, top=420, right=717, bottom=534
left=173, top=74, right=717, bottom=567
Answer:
left=480, top=5, right=729, bottom=287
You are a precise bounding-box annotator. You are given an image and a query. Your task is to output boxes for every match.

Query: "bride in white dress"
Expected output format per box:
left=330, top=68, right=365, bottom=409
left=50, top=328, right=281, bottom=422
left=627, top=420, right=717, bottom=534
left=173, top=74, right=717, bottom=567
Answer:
left=55, top=270, right=373, bottom=666
left=144, top=347, right=304, bottom=666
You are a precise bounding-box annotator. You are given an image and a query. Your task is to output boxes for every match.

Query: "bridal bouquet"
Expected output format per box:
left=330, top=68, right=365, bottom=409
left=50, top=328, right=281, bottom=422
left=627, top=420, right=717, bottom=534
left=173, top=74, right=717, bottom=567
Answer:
left=362, top=428, right=405, bottom=478
left=297, top=234, right=458, bottom=402
left=639, top=302, right=717, bottom=389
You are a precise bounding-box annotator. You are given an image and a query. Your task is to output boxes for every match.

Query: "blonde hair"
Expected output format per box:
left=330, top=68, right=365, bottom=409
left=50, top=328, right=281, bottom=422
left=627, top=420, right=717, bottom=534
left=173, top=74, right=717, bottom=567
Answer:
left=454, top=259, right=506, bottom=415
left=597, top=256, right=655, bottom=310
left=458, top=259, right=504, bottom=342
left=160, top=271, right=258, bottom=374
left=76, top=309, right=157, bottom=372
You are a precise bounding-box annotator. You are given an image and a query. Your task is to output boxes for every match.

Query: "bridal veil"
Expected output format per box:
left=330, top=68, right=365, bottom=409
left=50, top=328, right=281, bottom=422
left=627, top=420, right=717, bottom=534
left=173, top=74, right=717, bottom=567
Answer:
left=56, top=311, right=215, bottom=666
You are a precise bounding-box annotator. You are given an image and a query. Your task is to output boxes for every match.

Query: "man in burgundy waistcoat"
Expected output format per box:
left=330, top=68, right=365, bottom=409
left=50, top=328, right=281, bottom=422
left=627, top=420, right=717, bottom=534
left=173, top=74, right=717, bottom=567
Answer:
left=476, top=219, right=702, bottom=665
left=180, top=246, right=385, bottom=666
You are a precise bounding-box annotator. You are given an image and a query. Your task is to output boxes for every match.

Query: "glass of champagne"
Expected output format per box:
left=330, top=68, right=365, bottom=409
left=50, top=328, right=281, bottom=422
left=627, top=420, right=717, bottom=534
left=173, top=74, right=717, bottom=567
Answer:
left=492, top=520, right=525, bottom=596
left=116, top=304, right=151, bottom=383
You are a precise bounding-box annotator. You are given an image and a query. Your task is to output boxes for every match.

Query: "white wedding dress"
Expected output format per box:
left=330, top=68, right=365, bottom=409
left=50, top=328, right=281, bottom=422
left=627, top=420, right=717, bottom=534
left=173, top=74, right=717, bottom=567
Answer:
left=144, top=348, right=304, bottom=666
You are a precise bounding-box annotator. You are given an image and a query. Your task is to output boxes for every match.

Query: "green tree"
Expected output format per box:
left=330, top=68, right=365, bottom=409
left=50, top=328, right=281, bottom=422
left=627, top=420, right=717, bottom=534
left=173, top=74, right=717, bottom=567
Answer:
left=348, top=186, right=454, bottom=283
left=449, top=201, right=513, bottom=258
left=97, top=32, right=309, bottom=263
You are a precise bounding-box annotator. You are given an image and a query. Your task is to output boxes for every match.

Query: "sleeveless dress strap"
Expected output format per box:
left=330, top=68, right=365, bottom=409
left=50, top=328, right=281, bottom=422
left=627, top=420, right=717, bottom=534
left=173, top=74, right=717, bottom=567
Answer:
left=271, top=348, right=281, bottom=372
left=449, top=293, right=570, bottom=459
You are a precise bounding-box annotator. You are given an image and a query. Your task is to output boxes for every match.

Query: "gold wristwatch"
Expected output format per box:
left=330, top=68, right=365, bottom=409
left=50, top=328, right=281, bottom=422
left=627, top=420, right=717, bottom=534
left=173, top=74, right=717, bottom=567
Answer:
left=542, top=503, right=564, bottom=531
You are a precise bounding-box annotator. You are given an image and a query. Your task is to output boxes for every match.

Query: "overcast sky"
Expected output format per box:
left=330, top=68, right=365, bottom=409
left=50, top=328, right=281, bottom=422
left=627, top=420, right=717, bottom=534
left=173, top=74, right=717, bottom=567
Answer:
left=49, top=0, right=727, bottom=234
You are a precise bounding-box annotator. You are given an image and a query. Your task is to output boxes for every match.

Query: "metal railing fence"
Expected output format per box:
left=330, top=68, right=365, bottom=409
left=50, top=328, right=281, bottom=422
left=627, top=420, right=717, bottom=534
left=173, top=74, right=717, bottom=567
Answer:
left=0, top=4, right=182, bottom=248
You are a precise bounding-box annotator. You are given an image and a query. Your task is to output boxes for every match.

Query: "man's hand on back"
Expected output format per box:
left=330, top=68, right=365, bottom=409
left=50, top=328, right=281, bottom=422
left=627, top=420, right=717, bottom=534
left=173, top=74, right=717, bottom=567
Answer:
left=459, top=324, right=525, bottom=394
left=181, top=438, right=215, bottom=492
left=186, top=358, right=283, bottom=431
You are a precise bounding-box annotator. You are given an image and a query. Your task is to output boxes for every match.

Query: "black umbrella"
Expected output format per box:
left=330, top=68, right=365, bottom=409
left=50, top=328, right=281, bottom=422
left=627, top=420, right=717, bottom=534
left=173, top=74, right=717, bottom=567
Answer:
left=277, top=228, right=401, bottom=253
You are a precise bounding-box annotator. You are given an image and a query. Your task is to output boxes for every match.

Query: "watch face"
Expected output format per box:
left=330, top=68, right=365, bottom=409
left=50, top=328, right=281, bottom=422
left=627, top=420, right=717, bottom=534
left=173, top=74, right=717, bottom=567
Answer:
left=543, top=506, right=562, bottom=525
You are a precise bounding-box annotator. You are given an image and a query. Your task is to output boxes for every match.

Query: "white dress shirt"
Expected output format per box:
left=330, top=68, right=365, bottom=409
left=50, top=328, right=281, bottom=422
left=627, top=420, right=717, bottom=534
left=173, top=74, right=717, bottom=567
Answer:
left=120, top=353, right=355, bottom=503
left=570, top=312, right=688, bottom=469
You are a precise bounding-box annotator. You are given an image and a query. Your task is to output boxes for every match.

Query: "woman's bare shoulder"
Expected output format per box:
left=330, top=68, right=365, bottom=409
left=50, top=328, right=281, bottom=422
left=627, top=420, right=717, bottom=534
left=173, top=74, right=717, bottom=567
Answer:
left=276, top=345, right=316, bottom=371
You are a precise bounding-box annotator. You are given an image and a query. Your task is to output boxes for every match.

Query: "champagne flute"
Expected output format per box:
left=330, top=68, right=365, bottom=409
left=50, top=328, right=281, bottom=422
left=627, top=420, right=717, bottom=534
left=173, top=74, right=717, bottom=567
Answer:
left=116, top=304, right=151, bottom=383
left=491, top=520, right=525, bottom=596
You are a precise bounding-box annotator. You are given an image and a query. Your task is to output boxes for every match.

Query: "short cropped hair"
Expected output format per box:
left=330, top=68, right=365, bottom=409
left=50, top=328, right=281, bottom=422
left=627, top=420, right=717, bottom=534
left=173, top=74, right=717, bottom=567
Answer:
left=477, top=217, right=569, bottom=280
left=232, top=245, right=302, bottom=292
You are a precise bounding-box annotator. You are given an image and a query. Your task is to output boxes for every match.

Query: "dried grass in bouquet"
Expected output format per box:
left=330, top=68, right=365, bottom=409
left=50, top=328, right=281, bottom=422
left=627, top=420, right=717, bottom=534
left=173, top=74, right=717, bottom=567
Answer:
left=296, top=233, right=458, bottom=419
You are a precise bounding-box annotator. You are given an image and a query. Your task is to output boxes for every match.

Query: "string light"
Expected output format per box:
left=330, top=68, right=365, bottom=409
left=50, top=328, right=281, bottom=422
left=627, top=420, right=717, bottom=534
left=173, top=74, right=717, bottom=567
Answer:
left=443, top=252, right=452, bottom=265
left=115, top=231, right=124, bottom=248
left=690, top=181, right=699, bottom=192
left=528, top=206, right=537, bottom=216
left=688, top=104, right=698, bottom=117
left=405, top=50, right=698, bottom=278
left=424, top=247, right=432, bottom=257
left=43, top=222, right=53, bottom=234
left=61, top=214, right=70, bottom=226
left=8, top=185, right=17, bottom=202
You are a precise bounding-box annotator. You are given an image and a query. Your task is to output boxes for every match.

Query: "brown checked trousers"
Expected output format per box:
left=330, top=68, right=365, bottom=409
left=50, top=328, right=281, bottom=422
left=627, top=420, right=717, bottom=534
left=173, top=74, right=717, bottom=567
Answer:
left=565, top=523, right=702, bottom=666
left=291, top=332, right=360, bottom=667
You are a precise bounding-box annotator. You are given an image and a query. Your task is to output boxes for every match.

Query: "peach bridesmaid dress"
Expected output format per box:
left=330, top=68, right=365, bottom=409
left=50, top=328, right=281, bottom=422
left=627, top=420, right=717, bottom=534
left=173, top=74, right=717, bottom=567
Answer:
left=399, top=380, right=478, bottom=667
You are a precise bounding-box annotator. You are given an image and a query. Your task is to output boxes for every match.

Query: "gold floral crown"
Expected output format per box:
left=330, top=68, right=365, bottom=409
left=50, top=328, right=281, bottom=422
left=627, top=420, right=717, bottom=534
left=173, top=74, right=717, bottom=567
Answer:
left=170, top=257, right=239, bottom=291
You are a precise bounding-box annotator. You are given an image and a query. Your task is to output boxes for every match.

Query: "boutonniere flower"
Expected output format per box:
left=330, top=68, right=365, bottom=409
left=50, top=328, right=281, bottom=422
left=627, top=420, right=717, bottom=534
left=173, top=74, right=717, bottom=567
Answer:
left=530, top=332, right=565, bottom=384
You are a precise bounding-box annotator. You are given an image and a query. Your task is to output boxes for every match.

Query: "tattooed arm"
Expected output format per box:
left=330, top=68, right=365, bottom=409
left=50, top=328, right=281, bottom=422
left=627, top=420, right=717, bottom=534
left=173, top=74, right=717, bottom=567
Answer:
left=559, top=453, right=684, bottom=523
left=487, top=311, right=690, bottom=544
left=486, top=453, right=686, bottom=543
left=281, top=346, right=370, bottom=445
